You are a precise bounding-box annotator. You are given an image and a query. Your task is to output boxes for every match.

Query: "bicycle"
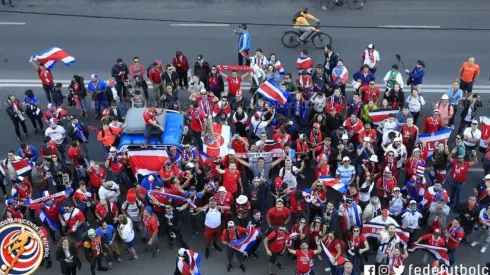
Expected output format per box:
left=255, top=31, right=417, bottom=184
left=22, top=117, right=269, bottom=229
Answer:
left=321, top=0, right=365, bottom=10
left=281, top=23, right=333, bottom=49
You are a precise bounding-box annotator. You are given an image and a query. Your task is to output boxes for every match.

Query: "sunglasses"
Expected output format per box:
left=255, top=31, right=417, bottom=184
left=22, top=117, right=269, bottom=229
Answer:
left=211, top=68, right=216, bottom=70
left=353, top=230, right=360, bottom=232
left=369, top=83, right=375, bottom=85
left=388, top=154, right=394, bottom=157
left=278, top=229, right=286, bottom=232
left=343, top=161, right=349, bottom=163
left=165, top=207, right=171, bottom=210
left=299, top=222, right=306, bottom=224
left=133, top=60, right=139, bottom=63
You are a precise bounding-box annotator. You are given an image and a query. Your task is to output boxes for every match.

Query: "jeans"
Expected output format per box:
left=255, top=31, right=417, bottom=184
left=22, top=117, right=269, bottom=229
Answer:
left=298, top=26, right=312, bottom=41
left=449, top=105, right=458, bottom=126
left=43, top=84, right=54, bottom=103
left=144, top=125, right=163, bottom=142
left=448, top=177, right=464, bottom=206
left=79, top=97, right=87, bottom=112
left=192, top=130, right=203, bottom=151
left=93, top=95, right=108, bottom=116
left=89, top=256, right=104, bottom=275
left=448, top=249, right=456, bottom=266
left=57, top=143, right=67, bottom=164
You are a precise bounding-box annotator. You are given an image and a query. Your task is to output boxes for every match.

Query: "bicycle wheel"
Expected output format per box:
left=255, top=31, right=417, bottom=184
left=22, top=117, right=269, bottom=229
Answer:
left=347, top=0, right=364, bottom=9
left=321, top=0, right=337, bottom=10
left=312, top=32, right=332, bottom=49
left=281, top=31, right=301, bottom=48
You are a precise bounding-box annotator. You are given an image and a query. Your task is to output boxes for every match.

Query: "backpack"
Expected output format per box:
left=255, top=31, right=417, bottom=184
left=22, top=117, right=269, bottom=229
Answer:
left=265, top=228, right=278, bottom=243
left=292, top=11, right=303, bottom=24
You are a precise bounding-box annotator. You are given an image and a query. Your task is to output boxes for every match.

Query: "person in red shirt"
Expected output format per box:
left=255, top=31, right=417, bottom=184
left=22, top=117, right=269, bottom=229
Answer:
left=447, top=149, right=477, bottom=206
left=59, top=202, right=86, bottom=243
left=104, top=146, right=128, bottom=185
left=187, top=102, right=205, bottom=150
left=43, top=103, right=65, bottom=125
left=172, top=51, right=190, bottom=89
left=67, top=141, right=84, bottom=167
left=11, top=176, right=34, bottom=218
left=31, top=60, right=55, bottom=103
left=87, top=161, right=106, bottom=193
left=422, top=110, right=442, bottom=134
left=266, top=199, right=291, bottom=227
left=142, top=206, right=160, bottom=257
left=360, top=80, right=380, bottom=105
left=445, top=218, right=464, bottom=265
left=143, top=107, right=164, bottom=144
left=401, top=116, right=419, bottom=156
left=128, top=184, right=147, bottom=204
left=221, top=221, right=248, bottom=272
left=229, top=135, right=249, bottom=156
left=405, top=148, right=426, bottom=181
left=263, top=224, right=289, bottom=273
left=216, top=162, right=243, bottom=196
left=219, top=70, right=251, bottom=98
left=309, top=123, right=324, bottom=157
left=414, top=228, right=446, bottom=264
left=376, top=167, right=397, bottom=208
left=358, top=123, right=377, bottom=147
left=272, top=128, right=292, bottom=147
left=289, top=190, right=307, bottom=223
left=148, top=60, right=164, bottom=100
left=309, top=181, right=327, bottom=222
left=343, top=113, right=364, bottom=144
left=213, top=186, right=234, bottom=225
left=321, top=230, right=343, bottom=272
left=346, top=225, right=369, bottom=270
left=287, top=239, right=322, bottom=275
left=290, top=217, right=309, bottom=250
left=94, top=199, right=118, bottom=226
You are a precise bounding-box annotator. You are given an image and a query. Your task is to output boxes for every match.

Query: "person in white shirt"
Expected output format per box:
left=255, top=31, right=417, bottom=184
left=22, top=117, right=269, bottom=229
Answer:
left=383, top=65, right=404, bottom=92
left=362, top=196, right=382, bottom=222
left=197, top=197, right=223, bottom=259
left=376, top=223, right=400, bottom=264
left=99, top=181, right=120, bottom=203
left=388, top=187, right=406, bottom=218
left=250, top=111, right=274, bottom=140
left=279, top=158, right=304, bottom=189
left=117, top=215, right=139, bottom=261
left=45, top=120, right=67, bottom=163
left=401, top=200, right=422, bottom=243
left=121, top=192, right=144, bottom=232
left=250, top=48, right=268, bottom=70
left=370, top=209, right=399, bottom=226
left=377, top=114, right=398, bottom=136
left=361, top=44, right=380, bottom=73
left=405, top=88, right=425, bottom=124
left=384, top=138, right=407, bottom=168
left=463, top=120, right=481, bottom=153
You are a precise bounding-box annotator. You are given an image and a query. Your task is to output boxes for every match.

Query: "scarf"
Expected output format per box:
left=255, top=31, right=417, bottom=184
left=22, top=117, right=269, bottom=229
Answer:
left=208, top=75, right=218, bottom=91
left=387, top=70, right=398, bottom=90
left=344, top=202, right=362, bottom=228
left=11, top=100, right=25, bottom=121
left=21, top=146, right=33, bottom=158
left=183, top=149, right=197, bottom=162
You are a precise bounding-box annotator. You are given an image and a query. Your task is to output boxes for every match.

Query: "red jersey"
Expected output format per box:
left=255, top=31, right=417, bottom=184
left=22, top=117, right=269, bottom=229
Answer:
left=12, top=181, right=32, bottom=199
left=28, top=196, right=66, bottom=222
left=358, top=129, right=377, bottom=145
left=423, top=117, right=442, bottom=134
left=187, top=108, right=205, bottom=132
left=213, top=193, right=234, bottom=215
left=446, top=223, right=464, bottom=249
left=143, top=110, right=157, bottom=126
left=4, top=206, right=24, bottom=219
left=376, top=176, right=397, bottom=197
left=37, top=68, right=54, bottom=86
left=401, top=124, right=419, bottom=145
left=272, top=132, right=292, bottom=146
left=267, top=207, right=291, bottom=227
left=289, top=190, right=307, bottom=214
left=148, top=67, right=162, bottom=83
left=222, top=168, right=240, bottom=194
left=450, top=160, right=470, bottom=183
left=420, top=234, right=446, bottom=247
left=67, top=146, right=82, bottom=166
left=231, top=138, right=248, bottom=154
left=348, top=234, right=367, bottom=250
left=221, top=226, right=248, bottom=243
left=226, top=75, right=242, bottom=96
left=406, top=157, right=425, bottom=177
left=315, top=163, right=330, bottom=180
left=95, top=202, right=118, bottom=219
left=291, top=223, right=309, bottom=236
left=89, top=168, right=106, bottom=190
left=266, top=230, right=289, bottom=253
left=61, top=208, right=85, bottom=233
left=143, top=213, right=159, bottom=236
left=73, top=189, right=94, bottom=206
left=310, top=189, right=327, bottom=210
left=106, top=153, right=126, bottom=174
left=295, top=249, right=315, bottom=274
left=296, top=139, right=309, bottom=155
left=236, top=201, right=251, bottom=218
left=361, top=86, right=380, bottom=104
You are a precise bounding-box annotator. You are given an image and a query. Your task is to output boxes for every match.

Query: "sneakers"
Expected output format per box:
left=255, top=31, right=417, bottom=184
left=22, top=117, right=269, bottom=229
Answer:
left=325, top=267, right=331, bottom=272
left=239, top=264, right=245, bottom=272
left=275, top=262, right=283, bottom=269
left=129, top=256, right=139, bottom=261
left=205, top=248, right=210, bottom=259
left=116, top=257, right=122, bottom=263
left=191, top=231, right=199, bottom=239
left=227, top=264, right=233, bottom=272
left=151, top=250, right=160, bottom=258
left=213, top=244, right=222, bottom=252
left=107, top=262, right=114, bottom=269
left=481, top=246, right=487, bottom=253
left=471, top=241, right=479, bottom=247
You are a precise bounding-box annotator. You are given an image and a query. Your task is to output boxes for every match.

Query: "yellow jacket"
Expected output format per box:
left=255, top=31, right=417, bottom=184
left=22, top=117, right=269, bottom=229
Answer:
left=293, top=12, right=318, bottom=31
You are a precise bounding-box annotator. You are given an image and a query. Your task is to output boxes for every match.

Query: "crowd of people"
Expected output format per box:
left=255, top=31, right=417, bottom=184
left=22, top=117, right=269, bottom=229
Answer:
left=3, top=26, right=490, bottom=275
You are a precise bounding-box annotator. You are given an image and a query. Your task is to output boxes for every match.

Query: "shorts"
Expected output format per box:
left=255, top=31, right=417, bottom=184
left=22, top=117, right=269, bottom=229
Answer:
left=143, top=231, right=158, bottom=241
left=204, top=225, right=221, bottom=243
left=459, top=80, right=474, bottom=93
left=269, top=252, right=282, bottom=264
left=125, top=239, right=134, bottom=249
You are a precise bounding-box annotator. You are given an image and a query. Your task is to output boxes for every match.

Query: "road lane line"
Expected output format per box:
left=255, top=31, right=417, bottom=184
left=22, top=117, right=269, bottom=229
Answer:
left=170, top=23, right=230, bottom=27
left=378, top=25, right=441, bottom=29
left=0, top=22, right=26, bottom=25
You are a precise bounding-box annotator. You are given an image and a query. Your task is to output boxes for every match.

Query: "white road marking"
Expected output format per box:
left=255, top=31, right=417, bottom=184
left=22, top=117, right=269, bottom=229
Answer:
left=0, top=22, right=26, bottom=25
left=378, top=25, right=441, bottom=29
left=170, top=23, right=230, bottom=27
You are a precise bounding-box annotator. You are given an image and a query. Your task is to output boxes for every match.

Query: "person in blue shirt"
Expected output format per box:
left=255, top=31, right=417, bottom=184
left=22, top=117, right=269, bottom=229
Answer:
left=16, top=143, right=39, bottom=161
left=353, top=65, right=375, bottom=89
left=405, top=60, right=425, bottom=91
left=445, top=81, right=463, bottom=127
left=23, top=89, right=44, bottom=133
left=141, top=174, right=164, bottom=191
left=95, top=220, right=120, bottom=267
left=245, top=209, right=264, bottom=259
left=87, top=74, right=108, bottom=119
left=233, top=24, right=251, bottom=66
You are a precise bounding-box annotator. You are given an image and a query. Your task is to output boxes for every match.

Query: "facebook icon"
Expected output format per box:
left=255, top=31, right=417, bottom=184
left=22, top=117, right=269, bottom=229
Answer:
left=364, top=265, right=376, bottom=275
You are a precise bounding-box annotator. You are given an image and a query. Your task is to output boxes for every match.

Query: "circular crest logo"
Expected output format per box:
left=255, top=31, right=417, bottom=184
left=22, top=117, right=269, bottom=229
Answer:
left=204, top=134, right=224, bottom=149
left=0, top=220, right=48, bottom=275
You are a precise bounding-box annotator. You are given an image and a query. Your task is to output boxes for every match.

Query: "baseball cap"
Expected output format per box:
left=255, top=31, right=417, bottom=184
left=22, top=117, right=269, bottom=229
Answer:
left=148, top=175, right=155, bottom=182
left=342, top=156, right=350, bottom=162
left=472, top=120, right=478, bottom=125
left=299, top=134, right=306, bottom=140
left=144, top=206, right=153, bottom=213
left=227, top=221, right=235, bottom=227
left=126, top=192, right=136, bottom=203
left=345, top=197, right=353, bottom=203
left=441, top=94, right=449, bottom=100
left=432, top=109, right=440, bottom=115
left=178, top=248, right=186, bottom=257
left=88, top=229, right=96, bottom=237
left=382, top=209, right=389, bottom=217
left=90, top=74, right=98, bottom=79
left=342, top=134, right=349, bottom=140
left=189, top=186, right=196, bottom=191
left=197, top=55, right=203, bottom=60
left=393, top=187, right=400, bottom=191
left=409, top=200, right=417, bottom=205
left=367, top=44, right=374, bottom=49
left=434, top=228, right=441, bottom=234
left=484, top=174, right=490, bottom=180
left=253, top=112, right=260, bottom=120
left=218, top=186, right=227, bottom=192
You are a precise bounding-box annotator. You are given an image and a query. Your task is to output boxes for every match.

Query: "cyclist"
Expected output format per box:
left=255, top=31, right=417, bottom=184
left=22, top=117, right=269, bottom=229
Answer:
left=292, top=8, right=320, bottom=44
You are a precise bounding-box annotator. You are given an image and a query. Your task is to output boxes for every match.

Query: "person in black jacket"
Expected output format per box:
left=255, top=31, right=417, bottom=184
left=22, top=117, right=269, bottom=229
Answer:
left=66, top=116, right=90, bottom=161
left=68, top=75, right=88, bottom=118
left=458, top=93, right=483, bottom=133
left=56, top=237, right=82, bottom=275
left=7, top=95, right=28, bottom=141
left=162, top=64, right=179, bottom=91
left=324, top=44, right=339, bottom=77
left=194, top=55, right=211, bottom=89
left=457, top=196, right=480, bottom=243
left=111, top=58, right=129, bottom=98
left=312, top=64, right=331, bottom=93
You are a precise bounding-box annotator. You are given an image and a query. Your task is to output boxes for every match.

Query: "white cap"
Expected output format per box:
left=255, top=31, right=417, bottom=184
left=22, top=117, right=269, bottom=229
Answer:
left=441, top=94, right=449, bottom=100
left=200, top=88, right=207, bottom=93
left=178, top=248, right=186, bottom=257
left=342, top=156, right=350, bottom=162
left=341, top=134, right=349, bottom=140
left=367, top=44, right=374, bottom=49
left=299, top=134, right=306, bottom=140
left=228, top=149, right=236, bottom=155
left=409, top=200, right=417, bottom=204
left=393, top=187, right=400, bottom=191
left=236, top=195, right=248, bottom=204
left=472, top=120, right=478, bottom=125
left=484, top=174, right=490, bottom=180
left=218, top=186, right=227, bottom=192
left=91, top=74, right=98, bottom=79
left=185, top=162, right=195, bottom=169
left=227, top=221, right=235, bottom=227
left=148, top=175, right=155, bottom=182
left=413, top=148, right=421, bottom=153
left=369, top=155, right=378, bottom=162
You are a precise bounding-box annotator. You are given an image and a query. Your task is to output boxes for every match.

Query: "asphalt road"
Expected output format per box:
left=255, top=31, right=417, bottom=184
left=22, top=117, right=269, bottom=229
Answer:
left=1, top=0, right=490, bottom=274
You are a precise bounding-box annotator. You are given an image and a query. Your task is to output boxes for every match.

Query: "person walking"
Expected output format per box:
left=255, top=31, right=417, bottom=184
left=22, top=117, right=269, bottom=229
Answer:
left=23, top=90, right=44, bottom=134
left=7, top=95, right=29, bottom=142
left=56, top=237, right=82, bottom=275
left=1, top=0, right=13, bottom=7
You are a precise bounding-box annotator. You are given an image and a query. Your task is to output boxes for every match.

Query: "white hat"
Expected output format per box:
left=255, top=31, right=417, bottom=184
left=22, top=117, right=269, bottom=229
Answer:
left=178, top=248, right=186, bottom=257
left=200, top=88, right=207, bottom=93
left=409, top=200, right=417, bottom=204
left=227, top=221, right=235, bottom=227
left=236, top=195, right=248, bottom=204
left=299, top=134, right=306, bottom=140
left=413, top=148, right=421, bottom=153
left=393, top=187, right=400, bottom=191
left=369, top=155, right=378, bottom=162
left=363, top=136, right=371, bottom=142
left=367, top=44, right=374, bottom=49
left=341, top=134, right=349, bottom=140
left=218, top=186, right=227, bottom=192
left=484, top=174, right=490, bottom=180
left=148, top=175, right=155, bottom=182
left=472, top=120, right=478, bottom=125
left=441, top=94, right=449, bottom=100
left=185, top=162, right=195, bottom=169
left=228, top=149, right=236, bottom=155
left=342, top=156, right=350, bottom=162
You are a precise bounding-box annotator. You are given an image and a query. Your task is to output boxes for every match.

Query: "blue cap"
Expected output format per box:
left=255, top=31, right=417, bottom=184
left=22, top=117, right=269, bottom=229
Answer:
left=189, top=186, right=196, bottom=191
left=6, top=198, right=14, bottom=206
left=144, top=206, right=153, bottom=213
